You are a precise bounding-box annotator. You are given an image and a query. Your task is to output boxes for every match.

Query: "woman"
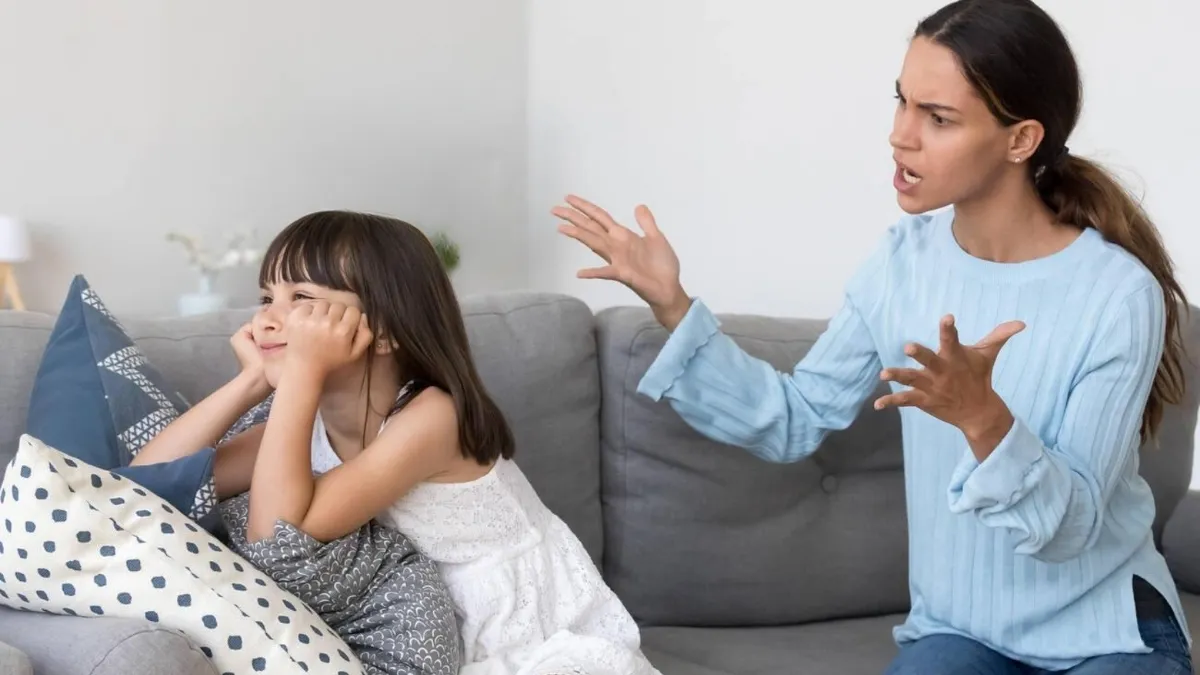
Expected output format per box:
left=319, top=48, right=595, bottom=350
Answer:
left=554, top=0, right=1193, bottom=673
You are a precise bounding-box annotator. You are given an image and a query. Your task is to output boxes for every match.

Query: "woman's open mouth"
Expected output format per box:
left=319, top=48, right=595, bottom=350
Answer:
left=894, top=162, right=923, bottom=193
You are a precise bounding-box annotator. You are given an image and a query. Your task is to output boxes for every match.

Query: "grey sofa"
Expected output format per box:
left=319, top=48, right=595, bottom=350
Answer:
left=1, top=290, right=1198, bottom=675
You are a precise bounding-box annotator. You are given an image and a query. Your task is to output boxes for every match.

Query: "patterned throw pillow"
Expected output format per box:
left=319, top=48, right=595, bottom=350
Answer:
left=25, top=275, right=218, bottom=528
left=0, top=435, right=366, bottom=675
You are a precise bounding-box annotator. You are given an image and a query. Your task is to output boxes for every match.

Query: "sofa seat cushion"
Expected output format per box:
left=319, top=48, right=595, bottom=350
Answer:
left=0, top=606, right=216, bottom=675
left=641, top=614, right=904, bottom=675
left=643, top=594, right=1200, bottom=675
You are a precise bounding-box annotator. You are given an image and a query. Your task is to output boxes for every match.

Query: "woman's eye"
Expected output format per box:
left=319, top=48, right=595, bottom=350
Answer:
left=931, top=113, right=947, bottom=126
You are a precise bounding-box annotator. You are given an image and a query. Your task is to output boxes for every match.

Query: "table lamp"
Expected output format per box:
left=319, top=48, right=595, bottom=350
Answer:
left=0, top=216, right=30, bottom=310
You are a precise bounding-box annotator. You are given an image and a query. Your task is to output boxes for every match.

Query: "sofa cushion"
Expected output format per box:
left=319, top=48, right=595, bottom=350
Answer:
left=0, top=637, right=32, bottom=675
left=595, top=306, right=909, bottom=627
left=0, top=607, right=216, bottom=675
left=1165, top=490, right=1200, bottom=594
left=460, top=292, right=604, bottom=566
left=0, top=435, right=366, bottom=675
left=23, top=277, right=219, bottom=527
left=641, top=615, right=904, bottom=675
left=1138, top=307, right=1200, bottom=548
left=27, top=276, right=193, bottom=465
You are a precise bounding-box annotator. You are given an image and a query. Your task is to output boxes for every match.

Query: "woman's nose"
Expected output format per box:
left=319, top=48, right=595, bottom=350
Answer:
left=889, top=111, right=920, bottom=151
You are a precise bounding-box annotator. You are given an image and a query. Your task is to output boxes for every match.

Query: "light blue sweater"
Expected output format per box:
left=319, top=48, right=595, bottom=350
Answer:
left=638, top=207, right=1190, bottom=669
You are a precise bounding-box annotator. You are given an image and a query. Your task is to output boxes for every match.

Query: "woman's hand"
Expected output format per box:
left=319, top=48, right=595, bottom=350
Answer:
left=876, top=315, right=1025, bottom=459
left=231, top=322, right=270, bottom=396
left=283, top=301, right=374, bottom=383
left=553, top=195, right=692, bottom=330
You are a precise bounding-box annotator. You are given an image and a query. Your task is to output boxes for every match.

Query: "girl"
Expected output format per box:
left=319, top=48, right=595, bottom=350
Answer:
left=133, top=211, right=661, bottom=675
left=555, top=1, right=1193, bottom=673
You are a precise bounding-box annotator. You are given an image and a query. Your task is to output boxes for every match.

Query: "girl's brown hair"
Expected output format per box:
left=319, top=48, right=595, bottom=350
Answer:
left=917, top=0, right=1188, bottom=440
left=260, top=210, right=514, bottom=463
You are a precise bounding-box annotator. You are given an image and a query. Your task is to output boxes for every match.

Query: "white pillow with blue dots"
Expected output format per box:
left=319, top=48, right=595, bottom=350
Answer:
left=0, top=434, right=366, bottom=675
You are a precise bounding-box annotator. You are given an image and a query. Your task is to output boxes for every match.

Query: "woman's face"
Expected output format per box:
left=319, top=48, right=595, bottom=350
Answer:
left=888, top=37, right=1016, bottom=214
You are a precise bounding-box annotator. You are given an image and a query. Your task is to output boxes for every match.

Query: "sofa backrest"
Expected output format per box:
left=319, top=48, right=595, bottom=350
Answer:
left=0, top=291, right=606, bottom=569
left=593, top=303, right=1200, bottom=628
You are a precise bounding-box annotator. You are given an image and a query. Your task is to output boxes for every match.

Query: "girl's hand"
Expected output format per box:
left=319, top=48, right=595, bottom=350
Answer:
left=875, top=315, right=1025, bottom=458
left=284, top=301, right=374, bottom=382
left=553, top=195, right=692, bottom=329
left=231, top=322, right=270, bottom=394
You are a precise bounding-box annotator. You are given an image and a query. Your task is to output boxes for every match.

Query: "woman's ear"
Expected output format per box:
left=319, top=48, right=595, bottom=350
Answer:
left=1007, top=119, right=1045, bottom=164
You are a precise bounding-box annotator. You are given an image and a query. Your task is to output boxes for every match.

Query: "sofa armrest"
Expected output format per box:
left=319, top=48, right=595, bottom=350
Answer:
left=1164, top=489, right=1200, bottom=594
left=0, top=607, right=216, bottom=675
left=0, top=637, right=32, bottom=675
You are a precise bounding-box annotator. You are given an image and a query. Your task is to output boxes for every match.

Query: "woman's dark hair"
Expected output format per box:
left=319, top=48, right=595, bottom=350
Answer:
left=916, top=0, right=1187, bottom=441
left=259, top=210, right=514, bottom=463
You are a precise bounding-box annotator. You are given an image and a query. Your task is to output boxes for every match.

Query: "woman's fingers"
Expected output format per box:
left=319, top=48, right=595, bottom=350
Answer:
left=564, top=195, right=630, bottom=234
left=880, top=367, right=932, bottom=391
left=939, top=315, right=962, bottom=354
left=633, top=205, right=661, bottom=237
left=874, top=389, right=927, bottom=411
left=557, top=223, right=611, bottom=262
left=551, top=205, right=606, bottom=236
left=904, top=342, right=945, bottom=373
left=577, top=265, right=620, bottom=281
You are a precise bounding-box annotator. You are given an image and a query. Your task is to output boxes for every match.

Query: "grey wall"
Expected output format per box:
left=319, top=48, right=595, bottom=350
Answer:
left=0, top=0, right=529, bottom=316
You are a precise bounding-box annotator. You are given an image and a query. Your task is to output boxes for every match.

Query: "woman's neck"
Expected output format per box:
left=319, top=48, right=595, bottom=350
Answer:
left=317, top=359, right=402, bottom=459
left=951, top=171, right=1080, bottom=263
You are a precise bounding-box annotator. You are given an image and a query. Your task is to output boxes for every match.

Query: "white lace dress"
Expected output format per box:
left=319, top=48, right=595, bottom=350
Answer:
left=310, top=412, right=662, bottom=675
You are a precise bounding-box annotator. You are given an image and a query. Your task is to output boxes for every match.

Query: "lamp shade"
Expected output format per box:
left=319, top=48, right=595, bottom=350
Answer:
left=0, top=216, right=31, bottom=263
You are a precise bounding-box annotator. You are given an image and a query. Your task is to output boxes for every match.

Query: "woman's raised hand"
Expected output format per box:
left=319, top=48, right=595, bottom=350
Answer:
left=553, top=195, right=692, bottom=329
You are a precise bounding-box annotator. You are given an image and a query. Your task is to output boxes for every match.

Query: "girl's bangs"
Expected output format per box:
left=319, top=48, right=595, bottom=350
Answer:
left=258, top=222, right=359, bottom=293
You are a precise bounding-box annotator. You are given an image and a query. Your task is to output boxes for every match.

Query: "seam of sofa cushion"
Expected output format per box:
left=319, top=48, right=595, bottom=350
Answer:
left=611, top=322, right=651, bottom=585
left=89, top=627, right=217, bottom=675
left=461, top=296, right=587, bottom=320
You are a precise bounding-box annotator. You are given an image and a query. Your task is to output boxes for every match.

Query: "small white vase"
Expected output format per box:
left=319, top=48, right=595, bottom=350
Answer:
left=178, top=272, right=228, bottom=316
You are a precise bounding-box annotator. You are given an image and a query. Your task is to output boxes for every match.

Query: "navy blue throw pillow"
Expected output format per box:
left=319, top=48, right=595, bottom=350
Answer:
left=26, top=275, right=219, bottom=530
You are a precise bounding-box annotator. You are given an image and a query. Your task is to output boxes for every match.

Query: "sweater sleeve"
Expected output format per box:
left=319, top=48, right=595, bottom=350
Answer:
left=636, top=229, right=898, bottom=464
left=946, top=282, right=1166, bottom=562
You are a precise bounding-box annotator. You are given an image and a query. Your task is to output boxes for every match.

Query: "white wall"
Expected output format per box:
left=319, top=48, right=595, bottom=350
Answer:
left=528, top=0, right=1200, bottom=317
left=0, top=0, right=529, bottom=316
left=526, top=0, right=1200, bottom=487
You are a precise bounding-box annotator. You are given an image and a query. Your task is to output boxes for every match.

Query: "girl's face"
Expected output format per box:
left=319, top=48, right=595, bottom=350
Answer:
left=252, top=280, right=366, bottom=386
left=888, top=37, right=1018, bottom=214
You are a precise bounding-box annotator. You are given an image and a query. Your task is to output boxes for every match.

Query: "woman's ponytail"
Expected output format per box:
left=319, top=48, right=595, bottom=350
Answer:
left=1038, top=153, right=1188, bottom=441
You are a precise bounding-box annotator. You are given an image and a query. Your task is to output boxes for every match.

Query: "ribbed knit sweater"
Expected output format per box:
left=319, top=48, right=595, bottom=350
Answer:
left=637, top=207, right=1189, bottom=669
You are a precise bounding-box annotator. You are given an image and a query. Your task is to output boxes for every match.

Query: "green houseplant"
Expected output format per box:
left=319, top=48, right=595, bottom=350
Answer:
left=430, top=232, right=460, bottom=274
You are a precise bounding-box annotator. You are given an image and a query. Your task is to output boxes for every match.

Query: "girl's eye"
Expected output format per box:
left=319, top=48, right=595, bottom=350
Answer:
left=292, top=293, right=312, bottom=302
left=259, top=296, right=272, bottom=306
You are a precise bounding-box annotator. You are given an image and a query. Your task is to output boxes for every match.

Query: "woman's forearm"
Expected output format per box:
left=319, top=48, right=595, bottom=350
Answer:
left=131, top=371, right=271, bottom=466
left=246, top=367, right=323, bottom=541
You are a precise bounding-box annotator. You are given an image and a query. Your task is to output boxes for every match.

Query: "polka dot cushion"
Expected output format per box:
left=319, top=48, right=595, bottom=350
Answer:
left=0, top=435, right=367, bottom=675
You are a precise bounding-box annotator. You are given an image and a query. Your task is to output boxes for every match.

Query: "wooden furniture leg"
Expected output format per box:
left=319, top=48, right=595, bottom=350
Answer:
left=0, top=264, right=25, bottom=311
